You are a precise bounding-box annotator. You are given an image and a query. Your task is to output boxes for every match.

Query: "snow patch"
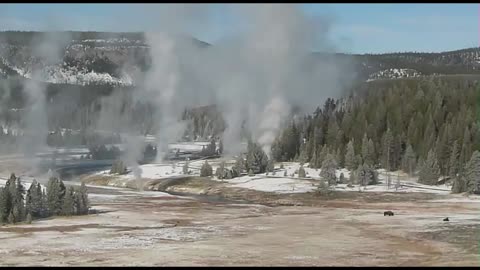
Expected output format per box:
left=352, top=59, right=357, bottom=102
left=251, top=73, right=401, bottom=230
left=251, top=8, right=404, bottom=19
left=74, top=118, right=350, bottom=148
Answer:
left=229, top=176, right=315, bottom=194
left=368, top=68, right=421, bottom=81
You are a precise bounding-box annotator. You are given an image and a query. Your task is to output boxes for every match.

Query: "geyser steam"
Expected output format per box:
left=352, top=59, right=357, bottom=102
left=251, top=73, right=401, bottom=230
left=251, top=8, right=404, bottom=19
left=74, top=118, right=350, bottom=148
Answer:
left=0, top=4, right=353, bottom=179
left=20, top=32, right=72, bottom=172
left=137, top=4, right=351, bottom=158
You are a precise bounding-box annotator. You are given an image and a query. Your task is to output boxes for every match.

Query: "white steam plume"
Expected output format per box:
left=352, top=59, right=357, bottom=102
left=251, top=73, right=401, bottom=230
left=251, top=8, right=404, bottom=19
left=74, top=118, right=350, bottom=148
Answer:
left=20, top=32, right=72, bottom=172
left=201, top=4, right=349, bottom=157
left=141, top=6, right=214, bottom=162
left=134, top=4, right=352, bottom=159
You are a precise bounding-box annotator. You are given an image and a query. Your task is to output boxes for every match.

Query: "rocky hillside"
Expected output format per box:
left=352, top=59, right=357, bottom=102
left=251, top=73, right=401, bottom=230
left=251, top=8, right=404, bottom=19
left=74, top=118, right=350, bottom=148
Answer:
left=314, top=47, right=480, bottom=81
left=0, top=31, right=207, bottom=86
left=357, top=48, right=480, bottom=80
left=0, top=31, right=479, bottom=86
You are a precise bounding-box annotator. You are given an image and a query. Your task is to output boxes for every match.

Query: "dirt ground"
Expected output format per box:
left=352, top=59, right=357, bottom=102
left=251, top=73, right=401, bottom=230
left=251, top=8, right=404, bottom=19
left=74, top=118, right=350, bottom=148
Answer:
left=0, top=184, right=478, bottom=266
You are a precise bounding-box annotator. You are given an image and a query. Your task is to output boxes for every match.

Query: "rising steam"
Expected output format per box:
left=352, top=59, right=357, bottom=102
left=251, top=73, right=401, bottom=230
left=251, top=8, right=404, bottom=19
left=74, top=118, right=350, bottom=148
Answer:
left=0, top=4, right=353, bottom=179
left=20, top=32, right=72, bottom=172
left=101, top=4, right=352, bottom=163
left=165, top=4, right=349, bottom=157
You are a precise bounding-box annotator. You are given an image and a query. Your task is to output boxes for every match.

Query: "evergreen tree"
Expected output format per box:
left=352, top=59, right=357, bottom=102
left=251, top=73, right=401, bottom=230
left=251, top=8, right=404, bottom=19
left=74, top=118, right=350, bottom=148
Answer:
left=464, top=151, right=480, bottom=194
left=367, top=139, right=376, bottom=165
left=231, top=166, right=240, bottom=178
left=297, top=142, right=309, bottom=163
left=8, top=212, right=14, bottom=224
left=418, top=150, right=440, bottom=185
left=12, top=205, right=20, bottom=223
left=225, top=169, right=233, bottom=179
left=62, top=186, right=75, bottom=216
left=336, top=147, right=344, bottom=169
left=355, top=154, right=363, bottom=170
left=320, top=153, right=337, bottom=186
left=448, top=140, right=460, bottom=178
left=12, top=177, right=25, bottom=222
left=402, top=144, right=416, bottom=176
left=246, top=141, right=269, bottom=174
left=25, top=181, right=34, bottom=218
left=344, top=139, right=356, bottom=170
left=422, top=114, right=436, bottom=157
left=110, top=160, right=118, bottom=174
left=326, top=119, right=340, bottom=150
left=361, top=134, right=373, bottom=166
left=76, top=182, right=89, bottom=215
left=309, top=146, right=320, bottom=168
left=2, top=174, right=15, bottom=221
left=318, top=145, right=329, bottom=166
left=218, top=139, right=223, bottom=154
left=436, top=124, right=451, bottom=175
left=459, top=127, right=472, bottom=171
left=339, top=173, right=345, bottom=184
left=200, top=160, right=213, bottom=177
left=46, top=177, right=65, bottom=215
left=26, top=212, right=32, bottom=224
left=356, top=164, right=366, bottom=187
left=7, top=174, right=17, bottom=220
left=348, top=170, right=356, bottom=186
left=110, top=160, right=127, bottom=175
left=203, top=138, right=216, bottom=156
left=298, top=165, right=306, bottom=178
left=216, top=161, right=226, bottom=180
left=30, top=181, right=43, bottom=218
left=317, top=179, right=330, bottom=195
left=267, top=159, right=274, bottom=173
left=356, top=163, right=378, bottom=186
left=283, top=121, right=300, bottom=161
left=235, top=156, right=245, bottom=174
left=0, top=187, right=6, bottom=223
left=381, top=129, right=394, bottom=171
left=40, top=188, right=48, bottom=217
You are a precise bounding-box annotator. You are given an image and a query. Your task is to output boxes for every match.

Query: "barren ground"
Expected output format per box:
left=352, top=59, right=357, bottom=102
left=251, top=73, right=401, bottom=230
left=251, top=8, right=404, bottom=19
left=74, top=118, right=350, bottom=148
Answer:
left=0, top=182, right=478, bottom=266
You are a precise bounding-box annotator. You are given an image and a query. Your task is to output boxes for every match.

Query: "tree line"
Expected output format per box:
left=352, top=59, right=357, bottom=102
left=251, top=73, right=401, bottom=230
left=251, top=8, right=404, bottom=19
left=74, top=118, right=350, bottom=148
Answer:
left=0, top=174, right=89, bottom=225
left=199, top=140, right=273, bottom=179
left=270, top=76, right=479, bottom=193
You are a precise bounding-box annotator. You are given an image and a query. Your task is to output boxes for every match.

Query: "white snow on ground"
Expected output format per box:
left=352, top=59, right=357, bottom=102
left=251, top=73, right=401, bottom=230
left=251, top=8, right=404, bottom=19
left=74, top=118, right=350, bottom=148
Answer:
left=95, top=157, right=211, bottom=181
left=169, top=142, right=212, bottom=151
left=228, top=176, right=315, bottom=194
left=1, top=139, right=476, bottom=201
left=97, top=160, right=480, bottom=199
left=45, top=147, right=90, bottom=154
left=98, top=163, right=188, bottom=180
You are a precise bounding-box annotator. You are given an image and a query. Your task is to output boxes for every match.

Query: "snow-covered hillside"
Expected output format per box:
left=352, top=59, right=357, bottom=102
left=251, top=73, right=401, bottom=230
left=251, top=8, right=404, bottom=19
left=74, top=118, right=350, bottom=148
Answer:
left=9, top=63, right=133, bottom=86
left=0, top=56, right=134, bottom=86
left=367, top=68, right=422, bottom=81
left=1, top=32, right=480, bottom=86
left=0, top=39, right=144, bottom=86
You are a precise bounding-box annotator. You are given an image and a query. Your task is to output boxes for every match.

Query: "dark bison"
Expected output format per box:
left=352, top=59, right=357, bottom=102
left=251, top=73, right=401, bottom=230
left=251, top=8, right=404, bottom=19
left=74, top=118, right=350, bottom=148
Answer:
left=384, top=211, right=394, bottom=216
left=443, top=217, right=449, bottom=221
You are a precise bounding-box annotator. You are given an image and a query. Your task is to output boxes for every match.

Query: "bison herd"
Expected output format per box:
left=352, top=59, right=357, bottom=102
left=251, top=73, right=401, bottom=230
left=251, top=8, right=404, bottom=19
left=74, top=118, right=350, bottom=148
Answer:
left=383, top=211, right=449, bottom=222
